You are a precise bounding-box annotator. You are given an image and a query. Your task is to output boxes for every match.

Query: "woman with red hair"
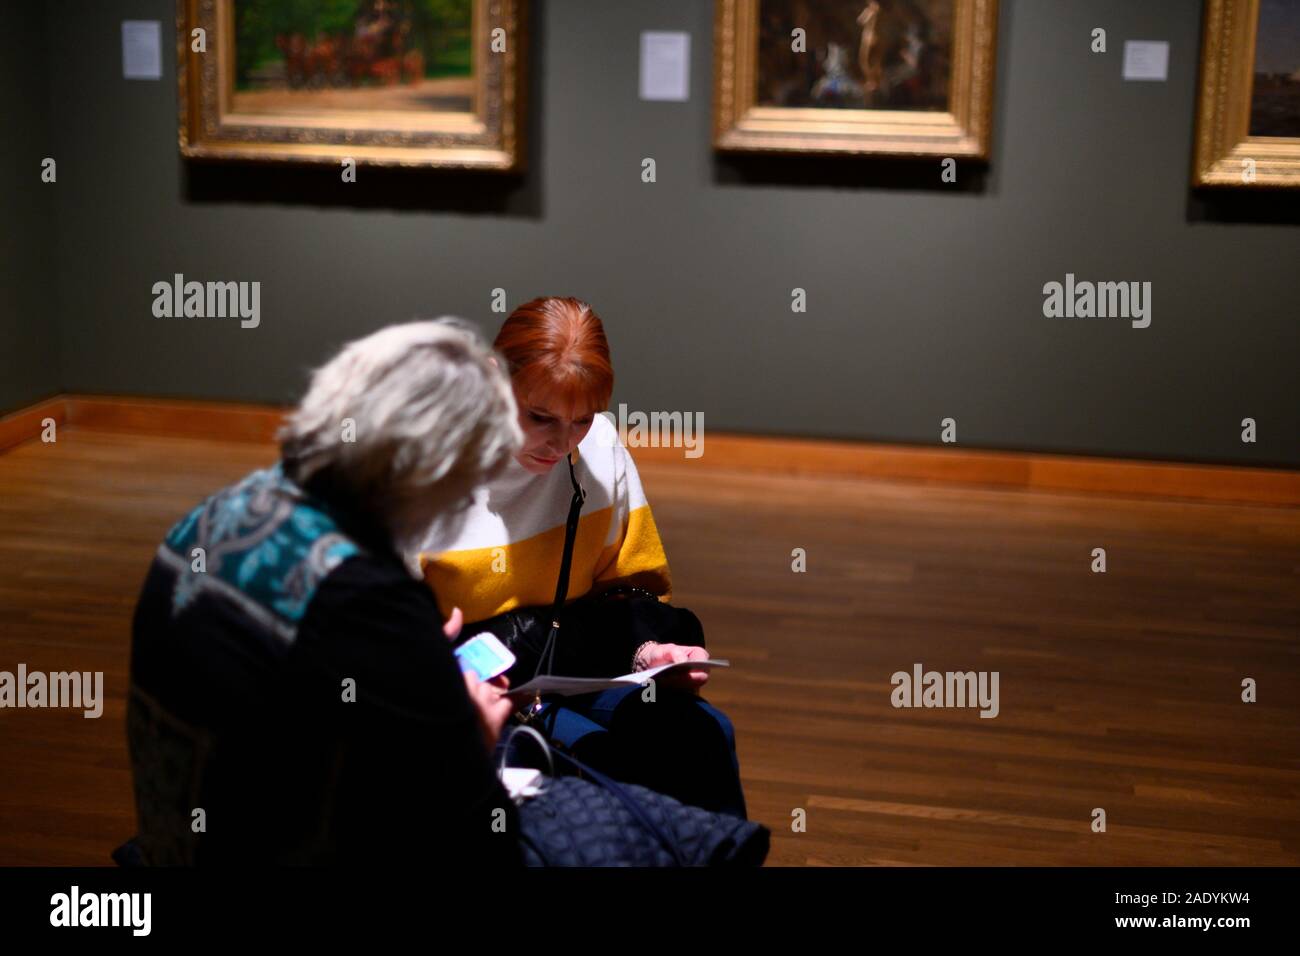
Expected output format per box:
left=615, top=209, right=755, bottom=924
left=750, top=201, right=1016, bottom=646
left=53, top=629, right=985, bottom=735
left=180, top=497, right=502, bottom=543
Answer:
left=417, top=296, right=747, bottom=819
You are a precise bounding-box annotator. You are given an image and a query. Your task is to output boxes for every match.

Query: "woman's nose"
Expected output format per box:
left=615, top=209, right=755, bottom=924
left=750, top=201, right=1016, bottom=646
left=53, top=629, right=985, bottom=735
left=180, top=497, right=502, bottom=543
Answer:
left=543, top=424, right=568, bottom=454
left=552, top=422, right=577, bottom=450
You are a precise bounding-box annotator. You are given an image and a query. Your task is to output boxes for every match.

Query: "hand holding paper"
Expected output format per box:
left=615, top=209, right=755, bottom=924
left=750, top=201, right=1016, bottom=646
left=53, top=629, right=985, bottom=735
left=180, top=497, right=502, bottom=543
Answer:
left=506, top=659, right=730, bottom=703
left=633, top=641, right=712, bottom=691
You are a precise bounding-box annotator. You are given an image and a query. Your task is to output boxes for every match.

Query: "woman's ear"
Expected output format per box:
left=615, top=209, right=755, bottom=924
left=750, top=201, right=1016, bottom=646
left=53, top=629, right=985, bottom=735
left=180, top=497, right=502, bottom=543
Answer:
left=488, top=356, right=500, bottom=369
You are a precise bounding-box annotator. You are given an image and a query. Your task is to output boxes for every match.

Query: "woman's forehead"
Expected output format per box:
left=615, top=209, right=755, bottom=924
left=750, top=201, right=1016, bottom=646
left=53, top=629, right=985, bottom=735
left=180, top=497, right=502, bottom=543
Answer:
left=518, top=388, right=599, bottom=421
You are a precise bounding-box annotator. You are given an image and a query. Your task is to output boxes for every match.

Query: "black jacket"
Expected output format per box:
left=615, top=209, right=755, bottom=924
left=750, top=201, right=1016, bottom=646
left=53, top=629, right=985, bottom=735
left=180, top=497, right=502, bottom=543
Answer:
left=126, top=466, right=521, bottom=866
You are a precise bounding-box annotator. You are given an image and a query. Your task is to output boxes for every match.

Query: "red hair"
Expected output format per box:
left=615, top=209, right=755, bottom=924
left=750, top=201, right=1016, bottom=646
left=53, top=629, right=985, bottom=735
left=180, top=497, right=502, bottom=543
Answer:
left=493, top=297, right=613, bottom=416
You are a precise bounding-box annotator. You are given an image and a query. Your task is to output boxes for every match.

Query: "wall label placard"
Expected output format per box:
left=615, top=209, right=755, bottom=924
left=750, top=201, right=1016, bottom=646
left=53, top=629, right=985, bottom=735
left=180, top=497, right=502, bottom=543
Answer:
left=1122, top=40, right=1169, bottom=82
left=122, top=20, right=162, bottom=81
left=640, top=31, right=691, bottom=102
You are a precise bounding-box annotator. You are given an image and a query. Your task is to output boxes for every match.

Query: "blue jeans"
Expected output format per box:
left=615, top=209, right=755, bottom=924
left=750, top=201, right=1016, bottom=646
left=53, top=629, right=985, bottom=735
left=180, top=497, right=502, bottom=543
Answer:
left=522, top=686, right=748, bottom=820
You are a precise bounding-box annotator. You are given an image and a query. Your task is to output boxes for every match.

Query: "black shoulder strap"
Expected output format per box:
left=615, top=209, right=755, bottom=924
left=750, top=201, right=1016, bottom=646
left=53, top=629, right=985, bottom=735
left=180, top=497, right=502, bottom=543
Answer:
left=534, top=452, right=586, bottom=678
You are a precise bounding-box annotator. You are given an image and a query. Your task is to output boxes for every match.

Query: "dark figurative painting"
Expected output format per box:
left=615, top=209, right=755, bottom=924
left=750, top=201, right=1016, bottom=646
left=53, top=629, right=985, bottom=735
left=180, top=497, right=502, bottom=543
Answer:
left=1248, top=0, right=1300, bottom=137
left=756, top=0, right=954, bottom=111
left=1194, top=0, right=1300, bottom=186
left=715, top=0, right=995, bottom=158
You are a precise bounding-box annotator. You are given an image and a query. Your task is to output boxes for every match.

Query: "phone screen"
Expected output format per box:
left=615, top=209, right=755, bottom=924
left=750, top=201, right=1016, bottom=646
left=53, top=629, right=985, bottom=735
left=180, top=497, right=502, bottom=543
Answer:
left=454, top=633, right=516, bottom=681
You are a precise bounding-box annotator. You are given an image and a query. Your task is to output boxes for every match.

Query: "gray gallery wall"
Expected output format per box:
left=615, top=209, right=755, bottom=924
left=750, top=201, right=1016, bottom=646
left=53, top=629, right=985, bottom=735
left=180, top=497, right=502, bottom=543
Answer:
left=1, top=2, right=60, bottom=412
left=21, top=0, right=1300, bottom=466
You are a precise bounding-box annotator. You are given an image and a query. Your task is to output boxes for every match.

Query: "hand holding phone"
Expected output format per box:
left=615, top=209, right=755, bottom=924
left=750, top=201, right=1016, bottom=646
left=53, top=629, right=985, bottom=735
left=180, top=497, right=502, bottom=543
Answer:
left=454, top=632, right=516, bottom=682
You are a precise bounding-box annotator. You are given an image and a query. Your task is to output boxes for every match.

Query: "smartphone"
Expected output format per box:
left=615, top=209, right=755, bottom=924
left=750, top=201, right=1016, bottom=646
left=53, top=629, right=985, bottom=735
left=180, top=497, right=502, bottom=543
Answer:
left=454, top=632, right=516, bottom=682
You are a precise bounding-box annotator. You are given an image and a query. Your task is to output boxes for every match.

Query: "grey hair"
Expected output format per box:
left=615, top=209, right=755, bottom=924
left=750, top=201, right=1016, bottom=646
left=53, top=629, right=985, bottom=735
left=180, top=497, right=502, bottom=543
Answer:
left=279, top=318, right=522, bottom=518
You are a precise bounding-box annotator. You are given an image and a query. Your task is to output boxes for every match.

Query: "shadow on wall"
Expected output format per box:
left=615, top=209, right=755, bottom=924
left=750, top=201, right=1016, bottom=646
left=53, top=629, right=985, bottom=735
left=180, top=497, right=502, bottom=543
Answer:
left=1187, top=188, right=1300, bottom=225
left=712, top=151, right=993, bottom=193
left=183, top=160, right=540, bottom=217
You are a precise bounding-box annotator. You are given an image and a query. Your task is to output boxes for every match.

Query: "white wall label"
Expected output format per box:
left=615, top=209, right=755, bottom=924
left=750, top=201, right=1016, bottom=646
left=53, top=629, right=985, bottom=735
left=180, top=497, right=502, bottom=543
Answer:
left=640, top=31, right=690, bottom=102
left=1122, top=40, right=1169, bottom=81
left=122, top=20, right=163, bottom=80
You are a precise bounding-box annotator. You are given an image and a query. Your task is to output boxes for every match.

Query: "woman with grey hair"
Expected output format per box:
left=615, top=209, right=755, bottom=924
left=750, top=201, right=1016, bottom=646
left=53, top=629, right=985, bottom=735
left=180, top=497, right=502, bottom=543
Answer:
left=124, top=318, right=526, bottom=865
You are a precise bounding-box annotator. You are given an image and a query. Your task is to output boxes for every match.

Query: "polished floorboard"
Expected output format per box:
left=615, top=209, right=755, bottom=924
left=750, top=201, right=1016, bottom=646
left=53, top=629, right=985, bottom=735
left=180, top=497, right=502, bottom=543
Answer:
left=1, top=427, right=1297, bottom=866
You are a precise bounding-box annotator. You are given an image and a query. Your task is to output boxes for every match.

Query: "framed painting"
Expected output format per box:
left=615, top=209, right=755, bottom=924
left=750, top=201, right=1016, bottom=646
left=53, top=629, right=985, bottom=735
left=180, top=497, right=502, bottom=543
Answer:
left=178, top=0, right=526, bottom=171
left=1193, top=0, right=1300, bottom=187
left=713, top=0, right=998, bottom=158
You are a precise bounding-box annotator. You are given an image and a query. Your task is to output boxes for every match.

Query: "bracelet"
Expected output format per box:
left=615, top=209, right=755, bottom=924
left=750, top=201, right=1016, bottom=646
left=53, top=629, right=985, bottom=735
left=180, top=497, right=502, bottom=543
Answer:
left=631, top=640, right=657, bottom=672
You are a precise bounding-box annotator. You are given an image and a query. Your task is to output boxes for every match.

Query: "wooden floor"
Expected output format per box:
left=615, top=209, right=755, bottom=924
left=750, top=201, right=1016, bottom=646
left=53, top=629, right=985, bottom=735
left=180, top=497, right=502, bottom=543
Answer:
left=1, top=426, right=1297, bottom=866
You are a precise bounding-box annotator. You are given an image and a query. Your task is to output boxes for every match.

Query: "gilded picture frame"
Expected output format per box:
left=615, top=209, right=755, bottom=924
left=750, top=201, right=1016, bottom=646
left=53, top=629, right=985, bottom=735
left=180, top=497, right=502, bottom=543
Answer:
left=713, top=0, right=998, bottom=159
left=177, top=0, right=526, bottom=171
left=1193, top=0, right=1300, bottom=187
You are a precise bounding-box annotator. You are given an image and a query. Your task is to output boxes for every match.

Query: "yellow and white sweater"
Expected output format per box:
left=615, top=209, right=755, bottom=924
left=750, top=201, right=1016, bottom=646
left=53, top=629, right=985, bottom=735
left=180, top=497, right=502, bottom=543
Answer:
left=416, top=413, right=672, bottom=623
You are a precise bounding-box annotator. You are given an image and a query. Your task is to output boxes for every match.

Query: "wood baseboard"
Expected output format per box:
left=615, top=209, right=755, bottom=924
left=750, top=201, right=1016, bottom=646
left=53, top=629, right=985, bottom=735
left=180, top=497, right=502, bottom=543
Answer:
left=0, top=396, right=285, bottom=451
left=62, top=395, right=286, bottom=444
left=633, top=435, right=1300, bottom=505
left=0, top=397, right=67, bottom=454
left=1, top=394, right=1296, bottom=505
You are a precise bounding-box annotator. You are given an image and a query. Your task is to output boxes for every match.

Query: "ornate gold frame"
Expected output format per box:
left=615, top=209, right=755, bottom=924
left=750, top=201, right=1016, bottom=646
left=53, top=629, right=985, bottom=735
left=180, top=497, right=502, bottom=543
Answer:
left=178, top=0, right=526, bottom=171
left=1193, top=0, right=1300, bottom=187
left=713, top=0, right=998, bottom=158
